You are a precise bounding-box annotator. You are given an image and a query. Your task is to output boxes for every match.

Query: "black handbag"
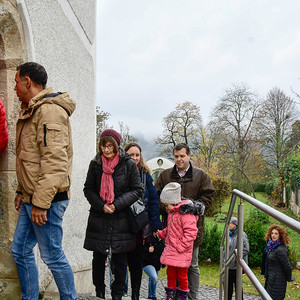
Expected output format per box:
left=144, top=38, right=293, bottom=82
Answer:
left=127, top=171, right=151, bottom=236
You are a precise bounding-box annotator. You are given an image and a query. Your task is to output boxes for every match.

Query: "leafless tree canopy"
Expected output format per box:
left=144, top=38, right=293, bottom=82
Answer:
left=211, top=83, right=260, bottom=170
left=155, top=101, right=203, bottom=157
left=256, top=87, right=298, bottom=172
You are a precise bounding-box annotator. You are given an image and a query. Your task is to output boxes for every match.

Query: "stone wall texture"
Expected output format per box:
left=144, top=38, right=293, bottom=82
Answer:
left=0, top=0, right=96, bottom=298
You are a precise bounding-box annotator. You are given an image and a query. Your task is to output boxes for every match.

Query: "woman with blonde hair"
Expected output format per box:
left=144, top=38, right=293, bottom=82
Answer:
left=124, top=142, right=162, bottom=300
left=261, top=224, right=293, bottom=300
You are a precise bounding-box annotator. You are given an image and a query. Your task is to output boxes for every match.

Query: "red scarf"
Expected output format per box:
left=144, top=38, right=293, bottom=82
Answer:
left=100, top=152, right=120, bottom=206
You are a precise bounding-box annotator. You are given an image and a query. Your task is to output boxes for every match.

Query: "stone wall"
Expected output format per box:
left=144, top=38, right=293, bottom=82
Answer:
left=0, top=0, right=96, bottom=298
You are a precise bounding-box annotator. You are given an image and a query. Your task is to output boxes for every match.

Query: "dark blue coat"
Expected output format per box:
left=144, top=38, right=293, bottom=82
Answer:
left=142, top=169, right=162, bottom=232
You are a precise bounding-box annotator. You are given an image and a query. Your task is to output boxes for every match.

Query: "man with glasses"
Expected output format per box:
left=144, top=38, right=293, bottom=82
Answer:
left=11, top=62, right=77, bottom=299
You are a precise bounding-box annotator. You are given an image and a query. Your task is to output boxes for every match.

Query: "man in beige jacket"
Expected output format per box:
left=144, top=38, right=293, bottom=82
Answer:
left=11, top=62, right=77, bottom=300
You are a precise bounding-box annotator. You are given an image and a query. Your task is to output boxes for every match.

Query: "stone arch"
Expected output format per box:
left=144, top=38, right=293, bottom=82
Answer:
left=0, top=1, right=28, bottom=298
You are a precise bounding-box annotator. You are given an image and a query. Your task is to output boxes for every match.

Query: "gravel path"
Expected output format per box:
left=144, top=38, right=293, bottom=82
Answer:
left=75, top=268, right=261, bottom=300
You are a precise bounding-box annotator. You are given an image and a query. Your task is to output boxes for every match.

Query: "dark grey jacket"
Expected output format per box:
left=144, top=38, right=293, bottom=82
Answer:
left=83, top=148, right=144, bottom=254
left=263, top=244, right=292, bottom=300
left=228, top=228, right=249, bottom=269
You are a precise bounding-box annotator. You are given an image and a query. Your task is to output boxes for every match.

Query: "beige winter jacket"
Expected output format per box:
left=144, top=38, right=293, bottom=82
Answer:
left=16, top=87, right=76, bottom=209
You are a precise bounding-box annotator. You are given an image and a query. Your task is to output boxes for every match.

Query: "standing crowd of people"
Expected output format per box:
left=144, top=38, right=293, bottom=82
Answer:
left=2, top=61, right=294, bottom=300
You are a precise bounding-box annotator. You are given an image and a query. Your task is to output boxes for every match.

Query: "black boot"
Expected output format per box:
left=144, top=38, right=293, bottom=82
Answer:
left=112, top=294, right=122, bottom=300
left=96, top=290, right=105, bottom=299
left=131, top=292, right=139, bottom=300
left=164, top=287, right=177, bottom=300
left=176, top=288, right=189, bottom=300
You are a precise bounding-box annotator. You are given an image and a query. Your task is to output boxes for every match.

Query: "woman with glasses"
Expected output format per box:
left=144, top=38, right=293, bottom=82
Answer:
left=83, top=129, right=144, bottom=300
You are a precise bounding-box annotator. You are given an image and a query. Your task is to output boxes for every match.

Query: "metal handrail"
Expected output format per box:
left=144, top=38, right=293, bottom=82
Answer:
left=219, top=189, right=300, bottom=300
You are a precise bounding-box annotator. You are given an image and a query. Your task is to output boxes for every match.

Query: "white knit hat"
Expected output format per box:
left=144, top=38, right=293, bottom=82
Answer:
left=230, top=217, right=238, bottom=226
left=160, top=182, right=182, bottom=204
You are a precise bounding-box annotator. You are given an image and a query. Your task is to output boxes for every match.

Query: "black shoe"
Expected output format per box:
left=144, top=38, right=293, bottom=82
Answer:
left=131, top=293, right=139, bottom=300
left=96, top=291, right=105, bottom=299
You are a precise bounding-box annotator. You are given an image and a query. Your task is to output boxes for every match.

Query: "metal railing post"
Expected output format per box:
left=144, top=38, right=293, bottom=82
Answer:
left=219, top=245, right=223, bottom=300
left=224, top=227, right=229, bottom=299
left=236, top=202, right=244, bottom=300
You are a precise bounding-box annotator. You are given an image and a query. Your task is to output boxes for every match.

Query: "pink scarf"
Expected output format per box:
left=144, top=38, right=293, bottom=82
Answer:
left=100, top=152, right=120, bottom=206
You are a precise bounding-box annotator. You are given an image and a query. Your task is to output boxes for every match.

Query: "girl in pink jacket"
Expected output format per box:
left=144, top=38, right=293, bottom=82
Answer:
left=155, top=182, right=205, bottom=300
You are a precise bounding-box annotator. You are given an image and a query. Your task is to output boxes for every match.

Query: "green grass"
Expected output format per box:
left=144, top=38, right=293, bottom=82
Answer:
left=158, top=192, right=300, bottom=299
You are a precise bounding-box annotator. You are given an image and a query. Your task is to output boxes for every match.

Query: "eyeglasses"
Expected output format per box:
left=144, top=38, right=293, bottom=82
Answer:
left=101, top=144, right=114, bottom=151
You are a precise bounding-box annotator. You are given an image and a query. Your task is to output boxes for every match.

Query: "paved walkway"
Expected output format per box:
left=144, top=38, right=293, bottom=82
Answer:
left=76, top=268, right=261, bottom=300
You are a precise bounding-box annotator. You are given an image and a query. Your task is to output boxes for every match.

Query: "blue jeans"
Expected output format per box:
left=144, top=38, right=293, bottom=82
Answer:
left=11, top=201, right=77, bottom=300
left=143, top=265, right=159, bottom=298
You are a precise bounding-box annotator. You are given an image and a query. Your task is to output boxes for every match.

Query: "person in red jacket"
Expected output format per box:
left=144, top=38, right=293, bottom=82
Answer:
left=155, top=182, right=205, bottom=300
left=0, top=98, right=8, bottom=153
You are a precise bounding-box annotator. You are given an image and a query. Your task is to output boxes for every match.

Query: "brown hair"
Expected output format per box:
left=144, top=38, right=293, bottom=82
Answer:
left=99, top=136, right=119, bottom=155
left=173, top=143, right=191, bottom=155
left=265, top=224, right=291, bottom=245
left=124, top=142, right=151, bottom=173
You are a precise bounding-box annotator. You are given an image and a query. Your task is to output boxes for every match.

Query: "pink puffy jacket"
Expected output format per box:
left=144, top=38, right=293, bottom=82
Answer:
left=158, top=200, right=204, bottom=268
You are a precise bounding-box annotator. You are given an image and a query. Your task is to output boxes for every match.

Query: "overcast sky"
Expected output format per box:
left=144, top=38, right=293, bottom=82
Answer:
left=96, top=0, right=300, bottom=141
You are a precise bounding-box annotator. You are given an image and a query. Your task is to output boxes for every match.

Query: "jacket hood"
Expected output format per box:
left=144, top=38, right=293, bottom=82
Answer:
left=93, top=147, right=130, bottom=164
left=178, top=199, right=205, bottom=216
left=19, top=87, right=76, bottom=119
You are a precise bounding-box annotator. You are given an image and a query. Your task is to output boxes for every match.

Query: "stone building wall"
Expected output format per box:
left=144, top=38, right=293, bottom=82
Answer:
left=290, top=188, right=300, bottom=218
left=0, top=0, right=96, bottom=298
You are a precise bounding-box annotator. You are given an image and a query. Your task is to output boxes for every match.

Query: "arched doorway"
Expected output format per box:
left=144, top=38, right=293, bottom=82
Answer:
left=0, top=3, right=27, bottom=298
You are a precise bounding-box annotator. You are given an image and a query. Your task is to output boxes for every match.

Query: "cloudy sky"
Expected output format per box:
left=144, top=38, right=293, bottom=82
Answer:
left=96, top=0, right=300, bottom=141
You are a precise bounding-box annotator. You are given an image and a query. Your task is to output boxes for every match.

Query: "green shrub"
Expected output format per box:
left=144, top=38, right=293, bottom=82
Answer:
left=244, top=209, right=269, bottom=266
left=199, top=223, right=222, bottom=263
left=265, top=181, right=274, bottom=196
left=252, top=182, right=266, bottom=193
left=288, top=246, right=297, bottom=267
left=207, top=176, right=231, bottom=216
left=214, top=213, right=227, bottom=222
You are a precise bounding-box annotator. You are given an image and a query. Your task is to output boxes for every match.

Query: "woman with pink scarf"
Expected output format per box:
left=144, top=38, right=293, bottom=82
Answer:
left=83, top=129, right=144, bottom=300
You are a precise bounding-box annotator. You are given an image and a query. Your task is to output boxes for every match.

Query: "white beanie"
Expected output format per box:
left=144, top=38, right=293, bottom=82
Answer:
left=160, top=182, right=182, bottom=204
left=230, top=217, right=238, bottom=226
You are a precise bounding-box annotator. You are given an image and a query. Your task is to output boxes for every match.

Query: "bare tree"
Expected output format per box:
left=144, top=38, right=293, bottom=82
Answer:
left=155, top=101, right=203, bottom=157
left=256, top=87, right=298, bottom=174
left=96, top=106, right=110, bottom=146
left=96, top=107, right=137, bottom=149
left=118, top=121, right=137, bottom=148
left=210, top=83, right=260, bottom=194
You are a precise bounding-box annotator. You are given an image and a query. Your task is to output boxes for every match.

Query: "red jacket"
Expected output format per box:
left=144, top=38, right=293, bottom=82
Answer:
left=158, top=200, right=203, bottom=268
left=0, top=99, right=8, bottom=153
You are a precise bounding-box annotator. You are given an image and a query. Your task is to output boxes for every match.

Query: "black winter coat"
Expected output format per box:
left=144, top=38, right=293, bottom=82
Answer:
left=262, top=244, right=292, bottom=300
left=83, top=149, right=144, bottom=254
left=143, top=235, right=165, bottom=271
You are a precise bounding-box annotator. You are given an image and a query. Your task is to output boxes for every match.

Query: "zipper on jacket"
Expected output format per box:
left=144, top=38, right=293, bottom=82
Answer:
left=43, top=124, right=47, bottom=146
